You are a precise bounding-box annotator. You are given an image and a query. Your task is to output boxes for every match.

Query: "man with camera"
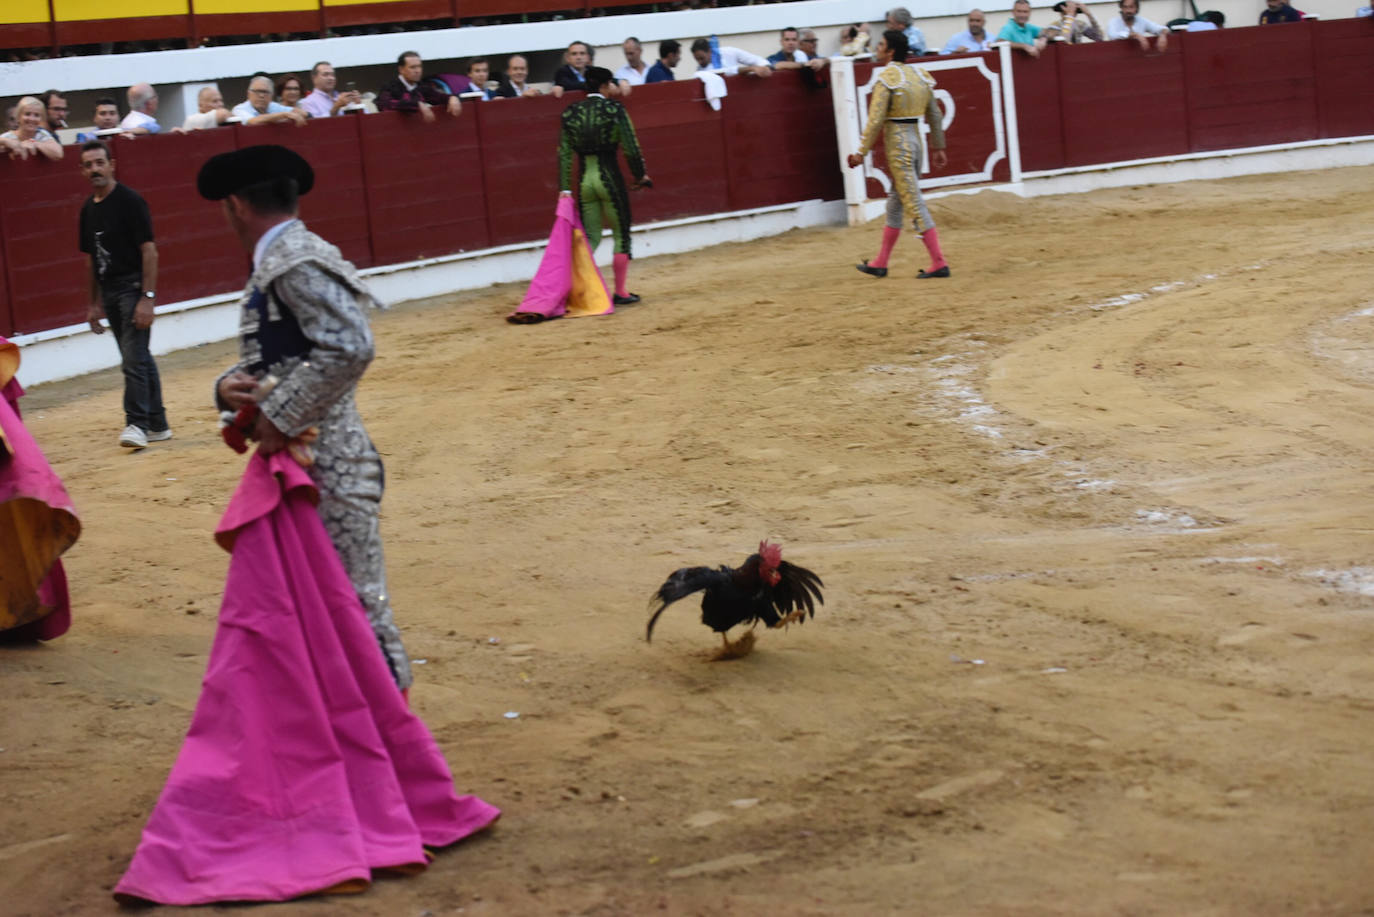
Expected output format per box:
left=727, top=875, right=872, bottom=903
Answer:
left=301, top=61, right=363, bottom=119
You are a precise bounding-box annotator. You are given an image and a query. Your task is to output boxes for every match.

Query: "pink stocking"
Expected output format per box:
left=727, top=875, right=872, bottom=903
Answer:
left=871, top=226, right=901, bottom=269
left=921, top=227, right=947, bottom=271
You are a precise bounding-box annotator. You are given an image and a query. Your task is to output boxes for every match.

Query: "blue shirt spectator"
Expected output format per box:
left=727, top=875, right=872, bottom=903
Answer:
left=232, top=100, right=291, bottom=120
left=885, top=8, right=928, bottom=55
left=647, top=40, right=681, bottom=82
left=942, top=9, right=992, bottom=52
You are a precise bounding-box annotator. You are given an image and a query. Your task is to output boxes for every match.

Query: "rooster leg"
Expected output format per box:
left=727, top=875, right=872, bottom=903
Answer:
left=710, top=630, right=756, bottom=661
left=769, top=609, right=807, bottom=630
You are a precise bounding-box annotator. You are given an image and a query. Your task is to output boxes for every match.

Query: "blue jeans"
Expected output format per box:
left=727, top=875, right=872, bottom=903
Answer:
left=101, top=276, right=167, bottom=433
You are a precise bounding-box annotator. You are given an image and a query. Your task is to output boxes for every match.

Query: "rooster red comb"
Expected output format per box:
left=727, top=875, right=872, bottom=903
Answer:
left=758, top=540, right=783, bottom=568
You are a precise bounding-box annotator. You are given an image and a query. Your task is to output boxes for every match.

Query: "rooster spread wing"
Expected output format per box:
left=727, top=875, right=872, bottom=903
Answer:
left=646, top=566, right=732, bottom=641
left=758, top=560, right=825, bottom=627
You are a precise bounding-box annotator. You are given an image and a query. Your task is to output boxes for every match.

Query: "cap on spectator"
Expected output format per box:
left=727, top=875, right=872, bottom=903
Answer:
left=197, top=144, right=315, bottom=200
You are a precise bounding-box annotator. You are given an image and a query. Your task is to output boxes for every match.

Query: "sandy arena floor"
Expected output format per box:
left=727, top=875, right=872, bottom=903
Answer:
left=3, top=166, right=1374, bottom=916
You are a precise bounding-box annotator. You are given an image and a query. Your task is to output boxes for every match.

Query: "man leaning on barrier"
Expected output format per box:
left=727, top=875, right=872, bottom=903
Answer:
left=75, top=97, right=127, bottom=143
left=646, top=40, right=681, bottom=82
left=177, top=86, right=232, bottom=132
left=377, top=51, right=461, bottom=122
left=998, top=0, right=1050, bottom=56
left=233, top=76, right=308, bottom=127
left=942, top=9, right=992, bottom=53
left=120, top=83, right=161, bottom=135
left=1107, top=0, right=1169, bottom=50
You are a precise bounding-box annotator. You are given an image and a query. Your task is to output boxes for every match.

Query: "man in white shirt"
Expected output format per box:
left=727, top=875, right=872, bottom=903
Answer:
left=179, top=86, right=232, bottom=131
left=941, top=9, right=992, bottom=53
left=1106, top=0, right=1169, bottom=50
left=690, top=38, right=771, bottom=77
left=120, top=84, right=161, bottom=135
left=615, top=37, right=650, bottom=85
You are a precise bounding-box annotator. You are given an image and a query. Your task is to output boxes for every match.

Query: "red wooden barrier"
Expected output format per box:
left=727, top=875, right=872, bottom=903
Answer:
left=621, top=80, right=732, bottom=224
left=1182, top=22, right=1318, bottom=152
left=719, top=74, right=844, bottom=212
left=1010, top=47, right=1066, bottom=173
left=470, top=94, right=565, bottom=248
left=0, top=156, right=92, bottom=335
left=1058, top=38, right=1190, bottom=166
left=115, top=129, right=242, bottom=307
left=360, top=110, right=489, bottom=265
left=1312, top=18, right=1374, bottom=140
left=0, top=206, right=11, bottom=337
left=253, top=115, right=374, bottom=267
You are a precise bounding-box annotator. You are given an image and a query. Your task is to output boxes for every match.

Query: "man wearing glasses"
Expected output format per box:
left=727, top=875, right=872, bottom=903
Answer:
left=232, top=76, right=307, bottom=126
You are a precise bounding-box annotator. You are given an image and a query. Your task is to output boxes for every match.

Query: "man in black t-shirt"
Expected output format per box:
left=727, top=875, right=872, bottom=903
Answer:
left=78, top=140, right=170, bottom=450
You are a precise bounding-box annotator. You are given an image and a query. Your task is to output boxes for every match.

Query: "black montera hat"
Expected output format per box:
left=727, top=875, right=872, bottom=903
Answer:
left=585, top=66, right=615, bottom=89
left=196, top=144, right=315, bottom=200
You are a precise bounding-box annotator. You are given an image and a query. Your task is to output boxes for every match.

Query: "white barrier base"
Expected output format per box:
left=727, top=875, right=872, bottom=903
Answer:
left=12, top=198, right=844, bottom=387
left=848, top=133, right=1374, bottom=222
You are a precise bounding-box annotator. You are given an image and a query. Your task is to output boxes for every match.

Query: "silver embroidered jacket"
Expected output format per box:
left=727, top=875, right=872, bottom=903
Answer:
left=215, top=221, right=412, bottom=689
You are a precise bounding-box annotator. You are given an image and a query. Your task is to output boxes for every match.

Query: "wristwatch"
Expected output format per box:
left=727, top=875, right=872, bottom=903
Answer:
left=142, top=291, right=156, bottom=299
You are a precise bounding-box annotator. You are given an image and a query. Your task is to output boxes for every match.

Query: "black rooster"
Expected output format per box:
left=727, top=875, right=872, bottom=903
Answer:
left=647, top=541, right=824, bottom=659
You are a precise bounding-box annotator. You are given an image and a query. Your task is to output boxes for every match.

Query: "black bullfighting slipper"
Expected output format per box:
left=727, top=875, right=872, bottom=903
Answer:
left=613, top=293, right=641, bottom=305
left=856, top=260, right=888, bottom=278
left=917, top=265, right=951, bottom=279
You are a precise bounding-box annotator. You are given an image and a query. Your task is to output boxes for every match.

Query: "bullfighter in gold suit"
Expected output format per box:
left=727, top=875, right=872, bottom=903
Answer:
left=848, top=30, right=951, bottom=280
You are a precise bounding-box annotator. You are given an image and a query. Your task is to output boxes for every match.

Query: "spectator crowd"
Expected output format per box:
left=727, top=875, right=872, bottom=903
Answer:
left=1, top=1, right=1314, bottom=159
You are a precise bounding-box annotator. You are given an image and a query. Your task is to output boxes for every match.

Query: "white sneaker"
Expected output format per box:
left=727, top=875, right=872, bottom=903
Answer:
left=119, top=424, right=148, bottom=449
left=145, top=428, right=173, bottom=443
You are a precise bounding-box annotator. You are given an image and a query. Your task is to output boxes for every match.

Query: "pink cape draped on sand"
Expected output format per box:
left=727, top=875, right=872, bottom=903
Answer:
left=0, top=336, right=78, bottom=641
left=508, top=195, right=614, bottom=322
left=113, top=451, right=499, bottom=906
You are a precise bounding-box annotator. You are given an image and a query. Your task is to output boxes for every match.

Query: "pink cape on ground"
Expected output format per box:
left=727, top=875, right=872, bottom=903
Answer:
left=0, top=336, right=78, bottom=641
left=113, top=451, right=499, bottom=906
left=508, top=195, right=614, bottom=322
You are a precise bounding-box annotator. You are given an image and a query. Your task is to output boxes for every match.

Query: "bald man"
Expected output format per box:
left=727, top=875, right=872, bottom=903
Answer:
left=119, top=83, right=161, bottom=135
left=942, top=9, right=993, bottom=52
left=179, top=86, right=232, bottom=131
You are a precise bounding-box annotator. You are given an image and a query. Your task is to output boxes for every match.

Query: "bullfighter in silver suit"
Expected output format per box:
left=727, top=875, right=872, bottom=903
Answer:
left=199, top=145, right=412, bottom=691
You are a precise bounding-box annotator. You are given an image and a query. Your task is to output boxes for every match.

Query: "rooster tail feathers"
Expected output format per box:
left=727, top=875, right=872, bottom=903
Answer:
left=646, top=566, right=724, bottom=642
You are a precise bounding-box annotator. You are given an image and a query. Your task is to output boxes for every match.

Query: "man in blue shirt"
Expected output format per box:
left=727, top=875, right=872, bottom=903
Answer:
left=885, top=7, right=928, bottom=55
left=997, top=0, right=1049, bottom=56
left=646, top=40, right=681, bottom=82
left=232, top=76, right=306, bottom=126
left=942, top=9, right=992, bottom=53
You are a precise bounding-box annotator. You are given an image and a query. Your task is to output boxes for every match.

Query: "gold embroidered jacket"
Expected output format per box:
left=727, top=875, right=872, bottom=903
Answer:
left=857, top=62, right=946, bottom=157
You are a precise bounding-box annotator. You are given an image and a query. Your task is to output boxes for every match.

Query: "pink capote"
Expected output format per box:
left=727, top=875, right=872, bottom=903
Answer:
left=508, top=195, right=614, bottom=322
left=114, top=451, right=499, bottom=906
left=0, top=336, right=78, bottom=641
